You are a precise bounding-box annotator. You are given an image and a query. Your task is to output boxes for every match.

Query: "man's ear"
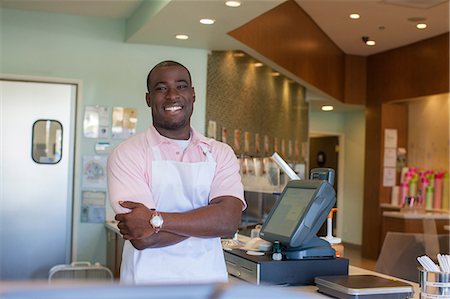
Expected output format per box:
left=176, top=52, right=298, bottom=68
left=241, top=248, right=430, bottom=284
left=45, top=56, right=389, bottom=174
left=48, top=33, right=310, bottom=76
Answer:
left=192, top=87, right=196, bottom=102
left=145, top=93, right=151, bottom=107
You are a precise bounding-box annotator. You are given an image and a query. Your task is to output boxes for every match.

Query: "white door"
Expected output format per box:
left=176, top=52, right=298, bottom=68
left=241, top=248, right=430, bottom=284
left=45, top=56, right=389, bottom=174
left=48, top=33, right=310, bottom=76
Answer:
left=0, top=80, right=76, bottom=279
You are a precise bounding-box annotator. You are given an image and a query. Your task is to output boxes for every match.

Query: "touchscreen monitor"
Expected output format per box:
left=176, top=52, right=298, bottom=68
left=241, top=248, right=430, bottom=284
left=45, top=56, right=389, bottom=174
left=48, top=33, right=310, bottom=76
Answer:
left=260, top=180, right=335, bottom=248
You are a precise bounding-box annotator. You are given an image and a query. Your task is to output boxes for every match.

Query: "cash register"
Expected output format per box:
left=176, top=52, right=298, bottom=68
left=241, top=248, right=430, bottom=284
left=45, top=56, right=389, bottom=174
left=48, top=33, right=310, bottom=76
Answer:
left=224, top=168, right=349, bottom=285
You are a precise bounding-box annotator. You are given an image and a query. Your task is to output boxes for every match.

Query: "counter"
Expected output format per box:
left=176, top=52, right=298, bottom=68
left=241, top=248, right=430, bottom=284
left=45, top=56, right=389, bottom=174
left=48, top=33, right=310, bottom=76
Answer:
left=0, top=273, right=421, bottom=299
left=383, top=211, right=450, bottom=220
left=382, top=211, right=450, bottom=244
left=105, top=223, right=419, bottom=298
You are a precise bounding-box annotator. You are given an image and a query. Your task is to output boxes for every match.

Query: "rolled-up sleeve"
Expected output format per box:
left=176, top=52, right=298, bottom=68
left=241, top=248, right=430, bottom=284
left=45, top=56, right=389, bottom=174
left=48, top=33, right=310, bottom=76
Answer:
left=107, top=136, right=154, bottom=214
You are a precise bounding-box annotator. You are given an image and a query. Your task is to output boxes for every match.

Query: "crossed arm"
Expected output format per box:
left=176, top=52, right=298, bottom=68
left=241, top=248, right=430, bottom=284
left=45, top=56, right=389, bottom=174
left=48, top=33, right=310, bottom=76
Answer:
left=115, top=195, right=244, bottom=250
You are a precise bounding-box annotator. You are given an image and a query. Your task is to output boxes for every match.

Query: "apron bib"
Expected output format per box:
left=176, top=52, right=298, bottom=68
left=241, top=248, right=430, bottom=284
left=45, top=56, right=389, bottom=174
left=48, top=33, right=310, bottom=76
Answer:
left=120, top=144, right=228, bottom=284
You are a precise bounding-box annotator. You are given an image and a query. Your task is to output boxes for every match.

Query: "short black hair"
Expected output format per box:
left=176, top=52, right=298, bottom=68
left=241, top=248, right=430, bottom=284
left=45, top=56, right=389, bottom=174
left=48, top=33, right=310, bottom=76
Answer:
left=146, top=60, right=192, bottom=92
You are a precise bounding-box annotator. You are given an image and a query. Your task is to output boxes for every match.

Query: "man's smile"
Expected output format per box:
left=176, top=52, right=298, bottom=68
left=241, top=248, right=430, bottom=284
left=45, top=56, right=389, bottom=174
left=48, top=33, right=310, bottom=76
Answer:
left=163, top=104, right=183, bottom=112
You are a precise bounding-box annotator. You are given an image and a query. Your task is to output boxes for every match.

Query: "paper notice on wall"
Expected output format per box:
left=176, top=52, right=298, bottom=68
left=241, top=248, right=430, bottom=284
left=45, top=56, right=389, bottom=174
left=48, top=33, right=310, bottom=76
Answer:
left=81, top=191, right=106, bottom=223
left=383, top=148, right=397, bottom=167
left=111, top=107, right=137, bottom=139
left=83, top=105, right=110, bottom=139
left=383, top=167, right=396, bottom=187
left=82, top=155, right=107, bottom=190
left=384, top=129, right=397, bottom=148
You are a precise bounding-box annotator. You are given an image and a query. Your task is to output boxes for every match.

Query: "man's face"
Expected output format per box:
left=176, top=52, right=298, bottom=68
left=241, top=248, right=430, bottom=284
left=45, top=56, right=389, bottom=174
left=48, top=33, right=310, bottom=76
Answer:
left=146, top=65, right=195, bottom=136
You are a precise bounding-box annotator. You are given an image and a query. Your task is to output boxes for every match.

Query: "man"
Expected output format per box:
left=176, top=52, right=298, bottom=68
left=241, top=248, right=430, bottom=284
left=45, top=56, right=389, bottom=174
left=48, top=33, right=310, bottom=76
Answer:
left=107, top=60, right=246, bottom=284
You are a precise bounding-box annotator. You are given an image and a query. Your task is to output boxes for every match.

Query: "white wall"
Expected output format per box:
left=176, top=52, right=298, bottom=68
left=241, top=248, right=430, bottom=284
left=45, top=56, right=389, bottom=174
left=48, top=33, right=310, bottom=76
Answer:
left=310, top=109, right=366, bottom=245
left=2, top=8, right=208, bottom=264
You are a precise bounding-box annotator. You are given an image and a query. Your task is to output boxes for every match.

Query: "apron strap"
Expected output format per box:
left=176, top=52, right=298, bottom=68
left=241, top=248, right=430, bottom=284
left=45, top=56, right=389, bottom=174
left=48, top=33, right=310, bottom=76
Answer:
left=199, top=144, right=214, bottom=163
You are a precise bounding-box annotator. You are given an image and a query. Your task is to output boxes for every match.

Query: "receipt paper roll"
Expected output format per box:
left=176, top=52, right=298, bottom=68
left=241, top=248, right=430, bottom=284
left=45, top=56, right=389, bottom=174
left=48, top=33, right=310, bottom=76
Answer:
left=271, top=152, right=300, bottom=180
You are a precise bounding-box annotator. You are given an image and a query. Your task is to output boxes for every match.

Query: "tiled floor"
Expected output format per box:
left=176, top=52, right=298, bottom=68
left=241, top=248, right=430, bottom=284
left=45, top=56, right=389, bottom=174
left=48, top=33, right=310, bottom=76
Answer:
left=342, top=243, right=377, bottom=271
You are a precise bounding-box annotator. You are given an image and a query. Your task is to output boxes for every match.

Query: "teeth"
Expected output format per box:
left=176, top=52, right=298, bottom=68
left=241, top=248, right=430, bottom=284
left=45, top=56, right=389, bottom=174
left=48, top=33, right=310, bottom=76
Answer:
left=165, top=106, right=181, bottom=111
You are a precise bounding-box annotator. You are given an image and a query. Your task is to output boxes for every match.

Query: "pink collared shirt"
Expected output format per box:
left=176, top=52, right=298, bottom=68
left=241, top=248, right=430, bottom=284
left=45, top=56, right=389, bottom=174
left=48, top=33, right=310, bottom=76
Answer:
left=107, top=126, right=246, bottom=214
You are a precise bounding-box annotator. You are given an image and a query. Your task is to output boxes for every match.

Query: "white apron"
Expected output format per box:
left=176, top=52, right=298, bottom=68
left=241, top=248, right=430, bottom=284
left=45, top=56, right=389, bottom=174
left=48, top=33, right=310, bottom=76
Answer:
left=120, top=144, right=228, bottom=284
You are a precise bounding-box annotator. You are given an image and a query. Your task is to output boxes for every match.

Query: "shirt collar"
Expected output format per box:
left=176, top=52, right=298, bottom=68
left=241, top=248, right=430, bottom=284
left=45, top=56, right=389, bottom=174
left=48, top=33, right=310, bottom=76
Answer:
left=146, top=125, right=212, bottom=148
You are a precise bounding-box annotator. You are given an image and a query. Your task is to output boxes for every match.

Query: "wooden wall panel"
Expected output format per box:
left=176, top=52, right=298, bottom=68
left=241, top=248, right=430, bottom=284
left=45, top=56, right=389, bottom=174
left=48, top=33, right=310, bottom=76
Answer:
left=362, top=102, right=382, bottom=258
left=367, top=33, right=449, bottom=103
left=344, top=55, right=366, bottom=105
left=229, top=0, right=345, bottom=101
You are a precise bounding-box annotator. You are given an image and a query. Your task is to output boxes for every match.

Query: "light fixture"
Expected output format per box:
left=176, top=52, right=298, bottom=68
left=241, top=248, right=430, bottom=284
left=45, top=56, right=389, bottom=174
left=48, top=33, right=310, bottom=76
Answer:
left=200, top=18, right=215, bottom=25
left=175, top=34, right=189, bottom=40
left=225, top=1, right=241, bottom=7
left=321, top=105, right=334, bottom=111
left=416, top=23, right=427, bottom=29
left=349, top=13, right=360, bottom=19
left=271, top=72, right=280, bottom=77
left=233, top=52, right=245, bottom=57
left=362, top=36, right=376, bottom=46
left=253, top=62, right=263, bottom=67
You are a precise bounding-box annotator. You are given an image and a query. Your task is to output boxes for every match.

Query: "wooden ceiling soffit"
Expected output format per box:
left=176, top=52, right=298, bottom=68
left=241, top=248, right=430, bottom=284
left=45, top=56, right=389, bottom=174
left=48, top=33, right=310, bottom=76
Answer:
left=228, top=0, right=345, bottom=102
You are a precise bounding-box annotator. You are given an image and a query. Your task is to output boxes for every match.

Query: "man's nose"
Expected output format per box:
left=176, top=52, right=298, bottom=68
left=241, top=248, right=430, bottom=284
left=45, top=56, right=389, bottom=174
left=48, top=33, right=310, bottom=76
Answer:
left=165, top=87, right=180, bottom=99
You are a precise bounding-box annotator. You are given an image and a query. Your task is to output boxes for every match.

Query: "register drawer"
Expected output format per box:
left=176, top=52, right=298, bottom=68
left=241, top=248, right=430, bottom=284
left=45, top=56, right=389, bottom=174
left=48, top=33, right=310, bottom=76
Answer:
left=224, top=250, right=260, bottom=284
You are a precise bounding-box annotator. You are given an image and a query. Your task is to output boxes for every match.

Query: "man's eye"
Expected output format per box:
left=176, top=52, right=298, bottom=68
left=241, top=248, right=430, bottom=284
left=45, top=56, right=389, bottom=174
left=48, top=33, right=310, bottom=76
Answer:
left=155, top=86, right=167, bottom=92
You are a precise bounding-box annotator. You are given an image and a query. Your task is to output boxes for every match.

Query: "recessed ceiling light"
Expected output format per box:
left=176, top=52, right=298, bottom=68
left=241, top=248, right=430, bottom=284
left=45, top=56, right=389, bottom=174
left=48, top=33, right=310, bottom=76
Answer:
left=225, top=1, right=241, bottom=7
left=321, top=105, right=334, bottom=111
left=253, top=62, right=263, bottom=67
left=349, top=13, right=360, bottom=19
left=362, top=36, right=375, bottom=46
left=175, top=34, right=189, bottom=40
left=416, top=23, right=427, bottom=29
left=271, top=72, right=280, bottom=76
left=233, top=52, right=245, bottom=57
left=200, top=18, right=215, bottom=25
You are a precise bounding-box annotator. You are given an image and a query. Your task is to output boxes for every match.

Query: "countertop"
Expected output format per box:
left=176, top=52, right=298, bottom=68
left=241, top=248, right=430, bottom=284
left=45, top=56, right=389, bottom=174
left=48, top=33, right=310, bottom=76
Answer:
left=383, top=211, right=450, bottom=219
left=105, top=220, right=120, bottom=235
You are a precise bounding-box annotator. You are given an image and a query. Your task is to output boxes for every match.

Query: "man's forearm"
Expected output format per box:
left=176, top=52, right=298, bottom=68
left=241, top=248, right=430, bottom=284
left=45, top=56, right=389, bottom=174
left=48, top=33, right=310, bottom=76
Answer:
left=130, top=232, right=188, bottom=250
left=116, top=196, right=243, bottom=245
left=160, top=196, right=242, bottom=238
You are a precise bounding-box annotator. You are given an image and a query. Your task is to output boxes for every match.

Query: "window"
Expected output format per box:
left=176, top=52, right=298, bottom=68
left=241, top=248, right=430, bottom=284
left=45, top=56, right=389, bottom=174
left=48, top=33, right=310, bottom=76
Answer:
left=32, top=120, right=63, bottom=164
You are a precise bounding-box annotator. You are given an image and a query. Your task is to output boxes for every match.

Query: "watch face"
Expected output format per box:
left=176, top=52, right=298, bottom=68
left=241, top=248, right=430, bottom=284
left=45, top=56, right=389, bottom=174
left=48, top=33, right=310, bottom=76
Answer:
left=151, top=215, right=163, bottom=227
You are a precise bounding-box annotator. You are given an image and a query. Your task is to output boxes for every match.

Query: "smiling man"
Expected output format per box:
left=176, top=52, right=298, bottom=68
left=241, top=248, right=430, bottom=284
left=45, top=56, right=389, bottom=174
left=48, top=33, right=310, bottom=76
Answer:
left=107, top=60, right=246, bottom=284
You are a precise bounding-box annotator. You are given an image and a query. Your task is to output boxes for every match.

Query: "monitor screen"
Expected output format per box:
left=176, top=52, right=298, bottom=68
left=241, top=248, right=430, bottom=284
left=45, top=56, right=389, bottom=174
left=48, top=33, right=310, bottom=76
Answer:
left=260, top=179, right=335, bottom=248
left=262, top=187, right=316, bottom=238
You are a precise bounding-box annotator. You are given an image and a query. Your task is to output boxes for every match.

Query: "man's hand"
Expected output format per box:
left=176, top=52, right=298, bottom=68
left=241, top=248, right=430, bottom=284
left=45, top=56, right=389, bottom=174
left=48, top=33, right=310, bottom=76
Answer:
left=115, top=201, right=154, bottom=240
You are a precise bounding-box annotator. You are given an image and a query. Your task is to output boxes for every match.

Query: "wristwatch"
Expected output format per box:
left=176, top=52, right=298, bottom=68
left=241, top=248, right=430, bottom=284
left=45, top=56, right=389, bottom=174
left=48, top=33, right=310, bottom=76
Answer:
left=149, top=210, right=164, bottom=233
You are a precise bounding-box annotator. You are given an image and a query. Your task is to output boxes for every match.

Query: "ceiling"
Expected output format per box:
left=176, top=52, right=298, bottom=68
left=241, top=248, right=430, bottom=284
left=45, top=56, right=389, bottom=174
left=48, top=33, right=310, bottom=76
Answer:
left=2, top=0, right=449, bottom=111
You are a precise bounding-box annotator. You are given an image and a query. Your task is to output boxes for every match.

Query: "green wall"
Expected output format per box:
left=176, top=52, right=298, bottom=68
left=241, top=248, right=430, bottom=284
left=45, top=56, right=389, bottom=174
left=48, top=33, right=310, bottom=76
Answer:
left=2, top=8, right=208, bottom=264
left=310, top=110, right=366, bottom=245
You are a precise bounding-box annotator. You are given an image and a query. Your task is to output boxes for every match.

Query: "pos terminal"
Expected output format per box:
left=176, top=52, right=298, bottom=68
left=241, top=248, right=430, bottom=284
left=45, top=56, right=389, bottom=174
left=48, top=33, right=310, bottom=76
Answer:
left=224, top=168, right=349, bottom=285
